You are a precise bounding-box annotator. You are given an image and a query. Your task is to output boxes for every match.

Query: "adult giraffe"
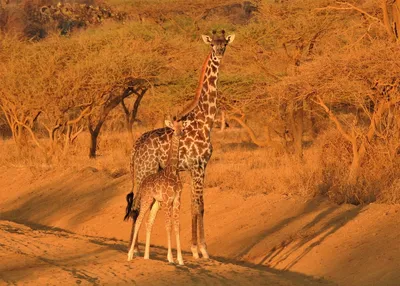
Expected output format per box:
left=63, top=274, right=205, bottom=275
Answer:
left=125, top=30, right=235, bottom=259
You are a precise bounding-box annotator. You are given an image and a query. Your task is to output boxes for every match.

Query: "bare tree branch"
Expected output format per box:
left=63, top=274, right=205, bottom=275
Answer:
left=313, top=95, right=353, bottom=142
left=316, top=2, right=385, bottom=29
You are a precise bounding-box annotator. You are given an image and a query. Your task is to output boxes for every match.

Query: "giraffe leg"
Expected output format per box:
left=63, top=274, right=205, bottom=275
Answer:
left=133, top=234, right=139, bottom=255
left=127, top=212, right=144, bottom=261
left=144, top=200, right=159, bottom=260
left=128, top=209, right=140, bottom=255
left=128, top=196, right=151, bottom=261
left=197, top=194, right=209, bottom=259
left=130, top=159, right=158, bottom=255
left=190, top=200, right=199, bottom=259
left=190, top=168, right=209, bottom=259
left=164, top=203, right=174, bottom=263
left=173, top=188, right=184, bottom=265
left=128, top=194, right=140, bottom=255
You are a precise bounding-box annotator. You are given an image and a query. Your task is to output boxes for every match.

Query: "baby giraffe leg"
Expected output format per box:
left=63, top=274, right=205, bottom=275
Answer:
left=128, top=198, right=151, bottom=261
left=127, top=210, right=145, bottom=261
left=173, top=191, right=184, bottom=265
left=128, top=209, right=140, bottom=255
left=164, top=204, right=173, bottom=263
left=144, top=200, right=160, bottom=260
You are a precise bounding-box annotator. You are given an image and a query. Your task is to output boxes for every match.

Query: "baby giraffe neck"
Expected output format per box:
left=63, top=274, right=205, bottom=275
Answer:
left=165, top=134, right=180, bottom=174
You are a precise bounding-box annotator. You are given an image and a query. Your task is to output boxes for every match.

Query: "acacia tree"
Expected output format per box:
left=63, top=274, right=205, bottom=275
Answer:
left=305, top=1, right=400, bottom=190
left=0, top=71, right=96, bottom=157
left=218, top=0, right=338, bottom=156
left=285, top=43, right=400, bottom=185
left=314, top=84, right=400, bottom=184
left=319, top=0, right=400, bottom=42
left=0, top=50, right=48, bottom=150
left=0, top=98, right=42, bottom=149
left=0, top=22, right=167, bottom=163
left=88, top=78, right=150, bottom=158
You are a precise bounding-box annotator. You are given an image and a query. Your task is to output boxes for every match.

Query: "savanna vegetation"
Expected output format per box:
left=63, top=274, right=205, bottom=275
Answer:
left=1, top=0, right=400, bottom=205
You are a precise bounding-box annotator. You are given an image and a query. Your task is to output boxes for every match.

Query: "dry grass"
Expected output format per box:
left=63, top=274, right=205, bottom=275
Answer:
left=1, top=122, right=399, bottom=204
left=205, top=130, right=322, bottom=198
left=0, top=127, right=321, bottom=198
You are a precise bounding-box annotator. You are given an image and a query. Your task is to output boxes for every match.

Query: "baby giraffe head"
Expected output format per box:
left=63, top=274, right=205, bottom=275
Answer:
left=201, top=30, right=235, bottom=60
left=165, top=118, right=183, bottom=137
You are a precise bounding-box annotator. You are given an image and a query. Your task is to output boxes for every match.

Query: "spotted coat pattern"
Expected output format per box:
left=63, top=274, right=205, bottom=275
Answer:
left=128, top=31, right=235, bottom=259
left=128, top=120, right=184, bottom=265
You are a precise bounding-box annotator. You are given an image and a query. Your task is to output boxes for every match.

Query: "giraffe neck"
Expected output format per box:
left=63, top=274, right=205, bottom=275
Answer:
left=165, top=134, right=180, bottom=175
left=195, top=52, right=221, bottom=126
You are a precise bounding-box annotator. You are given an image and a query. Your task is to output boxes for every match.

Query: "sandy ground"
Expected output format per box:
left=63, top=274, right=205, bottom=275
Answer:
left=1, top=166, right=400, bottom=285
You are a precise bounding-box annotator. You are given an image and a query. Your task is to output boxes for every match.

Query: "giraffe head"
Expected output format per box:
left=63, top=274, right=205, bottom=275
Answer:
left=202, top=30, right=235, bottom=60
left=165, top=119, right=184, bottom=137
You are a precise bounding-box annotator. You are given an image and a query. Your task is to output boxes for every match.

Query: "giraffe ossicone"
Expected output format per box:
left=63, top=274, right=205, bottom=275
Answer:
left=125, top=30, right=235, bottom=260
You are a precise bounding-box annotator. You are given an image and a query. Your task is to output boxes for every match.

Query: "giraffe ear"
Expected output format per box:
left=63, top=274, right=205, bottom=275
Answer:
left=165, top=120, right=174, bottom=129
left=201, top=35, right=212, bottom=44
left=226, top=34, right=235, bottom=44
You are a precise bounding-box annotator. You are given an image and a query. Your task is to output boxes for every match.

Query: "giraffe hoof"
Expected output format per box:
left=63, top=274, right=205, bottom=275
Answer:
left=191, top=246, right=200, bottom=259
left=199, top=244, right=209, bottom=259
left=144, top=255, right=150, bottom=260
left=127, top=251, right=135, bottom=261
left=201, top=252, right=210, bottom=259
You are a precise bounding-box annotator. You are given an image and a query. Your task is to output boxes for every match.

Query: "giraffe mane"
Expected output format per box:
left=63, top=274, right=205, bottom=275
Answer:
left=177, top=52, right=212, bottom=120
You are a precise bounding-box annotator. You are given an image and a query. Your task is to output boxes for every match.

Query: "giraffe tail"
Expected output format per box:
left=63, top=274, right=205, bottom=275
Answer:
left=124, top=191, right=135, bottom=221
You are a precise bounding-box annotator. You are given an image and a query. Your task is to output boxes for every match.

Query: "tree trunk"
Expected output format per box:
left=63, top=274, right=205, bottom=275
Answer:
left=63, top=125, right=71, bottom=155
left=308, top=102, right=318, bottom=139
left=87, top=84, right=147, bottom=158
left=122, top=89, right=146, bottom=143
left=50, top=123, right=61, bottom=153
left=348, top=152, right=360, bottom=185
left=288, top=100, right=304, bottom=158
left=348, top=130, right=361, bottom=185
left=126, top=119, right=134, bottom=142
left=88, top=117, right=106, bottom=158
left=89, top=128, right=99, bottom=158
left=87, top=94, right=125, bottom=158
left=381, top=0, right=400, bottom=41
left=391, top=0, right=400, bottom=40
left=220, top=110, right=226, bottom=132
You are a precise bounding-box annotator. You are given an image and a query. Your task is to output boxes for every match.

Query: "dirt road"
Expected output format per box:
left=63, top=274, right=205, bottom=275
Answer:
left=0, top=220, right=330, bottom=285
left=1, top=166, right=399, bottom=285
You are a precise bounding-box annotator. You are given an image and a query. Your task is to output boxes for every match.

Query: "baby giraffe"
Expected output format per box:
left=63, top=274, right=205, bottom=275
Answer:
left=127, top=119, right=184, bottom=265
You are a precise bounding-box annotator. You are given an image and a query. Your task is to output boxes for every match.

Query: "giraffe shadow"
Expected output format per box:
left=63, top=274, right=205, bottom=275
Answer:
left=234, top=197, right=331, bottom=259
left=231, top=196, right=364, bottom=273
left=257, top=206, right=364, bottom=270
